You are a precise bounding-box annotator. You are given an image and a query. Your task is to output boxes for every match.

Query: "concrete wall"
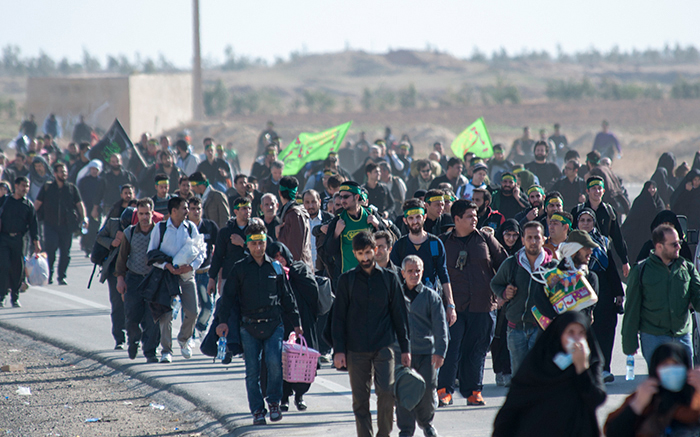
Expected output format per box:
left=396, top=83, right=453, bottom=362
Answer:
left=128, top=74, right=192, bottom=138
left=26, top=73, right=192, bottom=139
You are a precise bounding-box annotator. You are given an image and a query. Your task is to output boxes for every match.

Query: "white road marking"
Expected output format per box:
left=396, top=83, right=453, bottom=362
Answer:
left=31, top=286, right=109, bottom=310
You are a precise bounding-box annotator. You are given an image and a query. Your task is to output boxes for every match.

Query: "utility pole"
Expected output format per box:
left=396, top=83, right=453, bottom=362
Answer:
left=192, top=0, right=204, bottom=120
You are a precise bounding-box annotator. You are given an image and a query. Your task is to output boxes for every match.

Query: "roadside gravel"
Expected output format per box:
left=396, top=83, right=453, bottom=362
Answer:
left=0, top=326, right=225, bottom=436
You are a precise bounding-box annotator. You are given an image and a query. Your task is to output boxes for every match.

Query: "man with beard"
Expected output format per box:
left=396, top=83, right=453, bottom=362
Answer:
left=551, top=160, right=587, bottom=212
left=2, top=153, right=30, bottom=191
left=515, top=185, right=546, bottom=228
left=139, top=151, right=182, bottom=198
left=68, top=142, right=91, bottom=184
left=490, top=173, right=528, bottom=220
left=429, top=158, right=467, bottom=192
left=491, top=221, right=559, bottom=374
left=208, top=196, right=252, bottom=295
left=422, top=189, right=451, bottom=236
left=0, top=177, right=40, bottom=307
left=151, top=174, right=173, bottom=218
left=197, top=138, right=231, bottom=192
left=106, top=184, right=136, bottom=219
left=303, top=189, right=333, bottom=269
left=525, top=141, right=561, bottom=190
left=472, top=188, right=505, bottom=231
left=101, top=153, right=138, bottom=207
left=437, top=200, right=508, bottom=407
left=332, top=231, right=410, bottom=437
left=276, top=176, right=312, bottom=265
left=251, top=144, right=279, bottom=181
left=390, top=198, right=457, bottom=326
left=34, top=162, right=87, bottom=285
left=362, top=162, right=394, bottom=218
left=622, top=224, right=700, bottom=367
left=188, top=171, right=230, bottom=230
left=488, top=144, right=513, bottom=183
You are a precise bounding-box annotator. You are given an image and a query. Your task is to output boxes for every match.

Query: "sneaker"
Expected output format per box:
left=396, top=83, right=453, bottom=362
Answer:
left=58, top=278, right=68, bottom=286
left=160, top=352, right=173, bottom=363
left=268, top=402, right=282, bottom=421
left=603, top=371, right=615, bottom=384
left=437, top=388, right=452, bottom=407
left=178, top=339, right=193, bottom=359
left=128, top=343, right=139, bottom=360
left=423, top=425, right=439, bottom=437
left=467, top=391, right=485, bottom=406
left=294, top=395, right=307, bottom=411
left=495, top=373, right=504, bottom=387
left=253, top=409, right=267, bottom=425
left=319, top=353, right=332, bottom=364
left=146, top=356, right=159, bottom=363
left=502, top=374, right=512, bottom=387
left=11, top=300, right=21, bottom=308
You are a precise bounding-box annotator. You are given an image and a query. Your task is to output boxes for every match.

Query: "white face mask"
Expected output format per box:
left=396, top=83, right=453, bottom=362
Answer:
left=553, top=336, right=590, bottom=370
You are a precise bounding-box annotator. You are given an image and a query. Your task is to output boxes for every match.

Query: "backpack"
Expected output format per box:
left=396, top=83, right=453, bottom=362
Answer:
left=315, top=275, right=334, bottom=316
left=157, top=220, right=193, bottom=249
left=394, top=236, right=442, bottom=289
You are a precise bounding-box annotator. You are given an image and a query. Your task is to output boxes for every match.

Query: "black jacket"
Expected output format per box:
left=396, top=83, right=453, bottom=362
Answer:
left=331, top=264, right=410, bottom=354
left=209, top=218, right=248, bottom=281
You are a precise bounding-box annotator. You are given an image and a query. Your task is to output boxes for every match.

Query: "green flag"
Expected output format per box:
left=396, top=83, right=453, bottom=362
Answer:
left=280, top=121, right=353, bottom=175
left=450, top=117, right=494, bottom=159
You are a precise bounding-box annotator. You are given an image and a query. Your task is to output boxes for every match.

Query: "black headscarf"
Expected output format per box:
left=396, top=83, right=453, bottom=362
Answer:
left=495, top=218, right=522, bottom=256
left=635, top=209, right=694, bottom=262
left=266, top=241, right=294, bottom=265
left=652, top=153, right=677, bottom=205
left=493, top=311, right=606, bottom=437
left=622, top=181, right=665, bottom=263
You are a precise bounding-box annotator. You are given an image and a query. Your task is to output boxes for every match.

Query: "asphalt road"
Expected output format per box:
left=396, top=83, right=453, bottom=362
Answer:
left=0, top=241, right=648, bottom=436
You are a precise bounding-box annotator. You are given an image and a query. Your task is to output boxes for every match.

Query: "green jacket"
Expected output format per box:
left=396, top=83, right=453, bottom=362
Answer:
left=621, top=254, right=700, bottom=355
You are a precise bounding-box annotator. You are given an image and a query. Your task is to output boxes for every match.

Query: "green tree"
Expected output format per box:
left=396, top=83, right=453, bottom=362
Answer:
left=203, top=79, right=229, bottom=116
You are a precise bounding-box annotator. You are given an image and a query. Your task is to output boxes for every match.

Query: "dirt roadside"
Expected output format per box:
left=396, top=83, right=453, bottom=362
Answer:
left=0, top=326, right=226, bottom=436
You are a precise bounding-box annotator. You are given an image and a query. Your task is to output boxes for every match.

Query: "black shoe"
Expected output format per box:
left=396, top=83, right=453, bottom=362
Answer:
left=11, top=300, right=21, bottom=308
left=253, top=409, right=267, bottom=425
left=294, top=396, right=307, bottom=411
left=115, top=343, right=126, bottom=350
left=48, top=278, right=53, bottom=285
left=146, top=356, right=159, bottom=363
left=280, top=398, right=289, bottom=412
left=128, top=343, right=138, bottom=360
left=58, top=278, right=68, bottom=286
left=222, top=351, right=233, bottom=365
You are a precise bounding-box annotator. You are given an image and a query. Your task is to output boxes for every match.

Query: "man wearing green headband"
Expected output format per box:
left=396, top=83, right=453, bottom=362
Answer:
left=189, top=171, right=230, bottom=229
left=572, top=175, right=630, bottom=277
left=197, top=137, right=231, bottom=192
left=544, top=211, right=573, bottom=259
left=491, top=172, right=529, bottom=220
left=207, top=196, right=252, bottom=296
left=276, top=176, right=312, bottom=265
left=514, top=185, right=545, bottom=228
left=216, top=221, right=302, bottom=425
left=391, top=198, right=457, bottom=327
left=324, top=180, right=386, bottom=279
left=152, top=173, right=173, bottom=218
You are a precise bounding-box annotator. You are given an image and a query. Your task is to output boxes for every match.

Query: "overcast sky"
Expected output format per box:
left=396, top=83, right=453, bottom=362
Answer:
left=3, top=0, right=700, bottom=67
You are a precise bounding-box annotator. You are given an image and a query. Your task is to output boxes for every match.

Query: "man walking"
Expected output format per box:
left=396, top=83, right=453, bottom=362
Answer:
left=437, top=200, right=508, bottom=406
left=622, top=224, right=700, bottom=367
left=188, top=171, right=230, bottom=230
left=332, top=231, right=410, bottom=437
left=276, top=176, right=312, bottom=265
left=216, top=222, right=302, bottom=425
left=0, top=177, right=40, bottom=307
left=115, top=198, right=161, bottom=363
left=34, top=162, right=86, bottom=285
left=187, top=197, right=219, bottom=338
left=396, top=255, right=448, bottom=437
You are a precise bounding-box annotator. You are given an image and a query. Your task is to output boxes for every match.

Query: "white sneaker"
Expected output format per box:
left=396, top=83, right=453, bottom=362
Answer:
left=160, top=352, right=172, bottom=363
left=179, top=339, right=193, bottom=359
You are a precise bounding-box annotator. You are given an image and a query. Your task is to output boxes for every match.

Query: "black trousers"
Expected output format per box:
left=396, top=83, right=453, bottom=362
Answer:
left=44, top=224, right=73, bottom=281
left=0, top=233, right=25, bottom=303
left=123, top=272, right=160, bottom=358
left=592, top=292, right=618, bottom=373
left=107, top=275, right=126, bottom=345
left=490, top=307, right=512, bottom=375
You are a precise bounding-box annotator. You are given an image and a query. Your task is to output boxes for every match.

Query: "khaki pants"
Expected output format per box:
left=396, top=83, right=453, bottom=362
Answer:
left=160, top=273, right=198, bottom=354
left=347, top=346, right=395, bottom=437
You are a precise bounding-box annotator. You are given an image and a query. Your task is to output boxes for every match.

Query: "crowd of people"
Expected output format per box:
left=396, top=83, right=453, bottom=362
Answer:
left=2, top=116, right=700, bottom=436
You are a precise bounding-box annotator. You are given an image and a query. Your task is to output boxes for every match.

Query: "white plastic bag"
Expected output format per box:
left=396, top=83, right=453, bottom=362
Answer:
left=172, top=234, right=205, bottom=268
left=26, top=253, right=49, bottom=286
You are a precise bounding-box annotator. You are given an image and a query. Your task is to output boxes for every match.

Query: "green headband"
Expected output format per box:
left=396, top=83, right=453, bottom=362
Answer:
left=501, top=174, right=516, bottom=183
left=546, top=197, right=563, bottom=206
left=246, top=233, right=266, bottom=243
left=233, top=201, right=251, bottom=210
left=427, top=195, right=444, bottom=203
left=550, top=213, right=572, bottom=228
left=155, top=179, right=169, bottom=186
left=587, top=179, right=604, bottom=189
left=280, top=185, right=298, bottom=198
left=404, top=208, right=425, bottom=218
left=339, top=184, right=362, bottom=195
left=190, top=180, right=208, bottom=187
left=527, top=186, right=544, bottom=196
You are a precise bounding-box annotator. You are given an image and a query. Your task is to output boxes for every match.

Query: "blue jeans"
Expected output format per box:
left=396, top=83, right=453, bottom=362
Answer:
left=195, top=272, right=214, bottom=332
left=239, top=323, right=284, bottom=414
left=507, top=325, right=540, bottom=375
left=640, top=332, right=693, bottom=371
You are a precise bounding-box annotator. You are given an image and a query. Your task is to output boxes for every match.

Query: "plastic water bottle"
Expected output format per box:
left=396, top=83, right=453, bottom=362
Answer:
left=216, top=337, right=227, bottom=361
left=172, top=297, right=181, bottom=321
left=626, top=355, right=635, bottom=381
left=81, top=222, right=89, bottom=235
